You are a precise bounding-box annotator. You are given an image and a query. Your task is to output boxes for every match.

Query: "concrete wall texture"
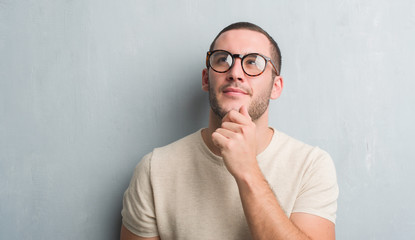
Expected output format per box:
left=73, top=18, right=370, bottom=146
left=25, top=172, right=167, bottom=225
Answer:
left=1, top=0, right=415, bottom=239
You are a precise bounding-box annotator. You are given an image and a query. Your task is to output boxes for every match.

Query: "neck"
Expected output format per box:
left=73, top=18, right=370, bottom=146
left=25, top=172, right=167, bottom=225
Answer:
left=202, top=109, right=274, bottom=156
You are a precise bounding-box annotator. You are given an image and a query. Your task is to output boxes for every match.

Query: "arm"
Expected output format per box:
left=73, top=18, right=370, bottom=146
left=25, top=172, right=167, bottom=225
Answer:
left=212, top=106, right=335, bottom=240
left=121, top=155, right=160, bottom=240
left=235, top=165, right=334, bottom=240
left=120, top=225, right=160, bottom=240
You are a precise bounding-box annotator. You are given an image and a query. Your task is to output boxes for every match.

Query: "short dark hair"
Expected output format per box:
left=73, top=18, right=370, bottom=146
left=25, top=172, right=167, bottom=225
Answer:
left=209, top=22, right=282, bottom=76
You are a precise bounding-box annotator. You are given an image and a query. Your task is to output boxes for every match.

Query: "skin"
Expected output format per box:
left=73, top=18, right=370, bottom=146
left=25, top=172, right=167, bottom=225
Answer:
left=120, top=225, right=159, bottom=240
left=121, top=29, right=335, bottom=240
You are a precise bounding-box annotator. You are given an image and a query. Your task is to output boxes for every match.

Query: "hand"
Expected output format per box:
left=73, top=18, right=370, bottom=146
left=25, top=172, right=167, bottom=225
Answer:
left=211, top=106, right=258, bottom=178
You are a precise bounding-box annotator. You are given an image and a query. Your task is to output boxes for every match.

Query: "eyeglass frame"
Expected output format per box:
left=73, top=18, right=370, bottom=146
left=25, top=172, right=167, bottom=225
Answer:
left=206, top=49, right=280, bottom=77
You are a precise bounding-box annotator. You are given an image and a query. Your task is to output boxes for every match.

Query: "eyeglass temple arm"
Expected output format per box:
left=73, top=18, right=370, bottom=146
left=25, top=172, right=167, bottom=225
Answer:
left=269, top=59, right=280, bottom=76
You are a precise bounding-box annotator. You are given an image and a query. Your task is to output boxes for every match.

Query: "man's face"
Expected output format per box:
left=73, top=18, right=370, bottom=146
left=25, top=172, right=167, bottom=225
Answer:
left=202, top=29, right=283, bottom=121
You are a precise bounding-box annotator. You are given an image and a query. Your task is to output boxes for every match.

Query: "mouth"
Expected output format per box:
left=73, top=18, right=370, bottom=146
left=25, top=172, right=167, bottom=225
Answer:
left=222, top=87, right=248, bottom=95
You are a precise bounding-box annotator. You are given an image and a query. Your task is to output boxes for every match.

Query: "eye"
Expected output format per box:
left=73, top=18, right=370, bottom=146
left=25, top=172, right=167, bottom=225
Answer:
left=245, top=59, right=257, bottom=65
left=244, top=55, right=260, bottom=64
left=244, top=55, right=261, bottom=66
left=217, top=56, right=228, bottom=63
left=212, top=52, right=232, bottom=65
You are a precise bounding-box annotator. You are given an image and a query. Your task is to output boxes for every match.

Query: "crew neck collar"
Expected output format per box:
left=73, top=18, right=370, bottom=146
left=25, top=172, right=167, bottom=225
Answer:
left=196, top=128, right=278, bottom=166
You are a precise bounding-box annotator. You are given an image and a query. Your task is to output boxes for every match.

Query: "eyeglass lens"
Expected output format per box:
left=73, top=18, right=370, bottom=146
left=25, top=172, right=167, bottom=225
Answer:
left=209, top=51, right=267, bottom=76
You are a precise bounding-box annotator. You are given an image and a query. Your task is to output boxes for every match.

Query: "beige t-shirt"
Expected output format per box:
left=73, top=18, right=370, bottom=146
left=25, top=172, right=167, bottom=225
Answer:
left=122, top=129, right=338, bottom=239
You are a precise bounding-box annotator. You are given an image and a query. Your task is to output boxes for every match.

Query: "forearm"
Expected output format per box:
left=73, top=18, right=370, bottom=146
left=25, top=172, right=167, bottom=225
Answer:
left=235, top=166, right=310, bottom=240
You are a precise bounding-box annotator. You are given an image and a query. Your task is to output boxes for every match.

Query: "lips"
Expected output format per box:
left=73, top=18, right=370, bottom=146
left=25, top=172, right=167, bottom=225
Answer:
left=222, top=87, right=248, bottom=95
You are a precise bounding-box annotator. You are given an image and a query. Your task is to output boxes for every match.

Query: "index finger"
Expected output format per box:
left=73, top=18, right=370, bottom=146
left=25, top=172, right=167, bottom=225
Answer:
left=239, top=105, right=251, bottom=119
left=222, top=108, right=251, bottom=125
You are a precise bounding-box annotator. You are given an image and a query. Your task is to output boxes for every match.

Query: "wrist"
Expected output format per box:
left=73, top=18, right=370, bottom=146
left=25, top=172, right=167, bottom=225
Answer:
left=234, top=163, right=264, bottom=190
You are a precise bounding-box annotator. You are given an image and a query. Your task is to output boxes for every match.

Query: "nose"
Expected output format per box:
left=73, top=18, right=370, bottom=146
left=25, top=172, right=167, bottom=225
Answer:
left=226, top=57, right=245, bottom=82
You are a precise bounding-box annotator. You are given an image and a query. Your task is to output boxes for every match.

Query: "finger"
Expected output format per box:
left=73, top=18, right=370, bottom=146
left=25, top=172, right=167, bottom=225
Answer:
left=221, top=109, right=236, bottom=123
left=221, top=121, right=243, bottom=133
left=215, top=127, right=238, bottom=139
left=211, top=131, right=228, bottom=148
left=223, top=108, right=251, bottom=125
left=239, top=105, right=251, bottom=120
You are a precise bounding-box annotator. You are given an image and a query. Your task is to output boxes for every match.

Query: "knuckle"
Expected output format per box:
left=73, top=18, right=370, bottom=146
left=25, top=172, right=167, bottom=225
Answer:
left=225, top=140, right=234, bottom=150
left=240, top=126, right=249, bottom=134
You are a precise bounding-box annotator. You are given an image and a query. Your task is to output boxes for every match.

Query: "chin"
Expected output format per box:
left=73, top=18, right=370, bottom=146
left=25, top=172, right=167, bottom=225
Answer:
left=220, top=99, right=247, bottom=110
left=221, top=104, right=242, bottom=113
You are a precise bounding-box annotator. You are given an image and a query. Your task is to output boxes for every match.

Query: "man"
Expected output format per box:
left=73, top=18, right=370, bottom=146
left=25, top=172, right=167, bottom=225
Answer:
left=121, top=22, right=338, bottom=240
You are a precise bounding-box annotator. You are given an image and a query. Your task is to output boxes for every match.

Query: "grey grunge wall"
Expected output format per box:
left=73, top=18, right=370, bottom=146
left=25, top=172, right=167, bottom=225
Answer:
left=1, top=0, right=414, bottom=239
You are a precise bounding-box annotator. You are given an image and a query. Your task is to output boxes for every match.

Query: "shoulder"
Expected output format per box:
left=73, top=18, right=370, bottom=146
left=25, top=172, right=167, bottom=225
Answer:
left=138, top=129, right=206, bottom=171
left=265, top=129, right=336, bottom=183
left=130, top=130, right=204, bottom=183
left=273, top=129, right=338, bottom=189
left=269, top=130, right=338, bottom=222
left=272, top=129, right=331, bottom=161
left=152, top=130, right=202, bottom=158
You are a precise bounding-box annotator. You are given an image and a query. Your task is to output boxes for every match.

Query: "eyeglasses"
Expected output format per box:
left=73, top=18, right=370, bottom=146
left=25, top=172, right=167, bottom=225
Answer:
left=206, top=50, right=279, bottom=77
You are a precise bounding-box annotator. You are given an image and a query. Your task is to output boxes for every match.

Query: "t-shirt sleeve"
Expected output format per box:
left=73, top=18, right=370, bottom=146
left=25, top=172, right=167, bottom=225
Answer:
left=292, top=148, right=339, bottom=223
left=121, top=152, right=159, bottom=237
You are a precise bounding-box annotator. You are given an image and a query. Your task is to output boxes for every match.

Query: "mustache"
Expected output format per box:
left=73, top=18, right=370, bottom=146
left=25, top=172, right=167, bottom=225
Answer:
left=219, top=83, right=252, bottom=95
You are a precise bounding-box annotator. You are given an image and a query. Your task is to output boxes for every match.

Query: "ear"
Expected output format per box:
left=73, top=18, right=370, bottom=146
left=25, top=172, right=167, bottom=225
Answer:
left=270, top=75, right=283, bottom=100
left=202, top=68, right=209, bottom=92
